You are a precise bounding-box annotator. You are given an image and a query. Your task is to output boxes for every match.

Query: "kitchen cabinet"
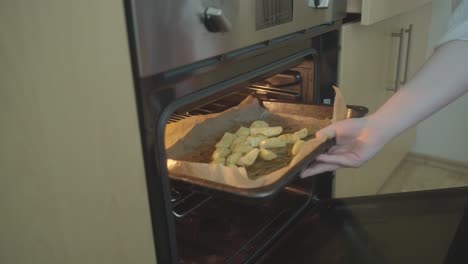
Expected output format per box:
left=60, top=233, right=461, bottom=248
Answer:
left=334, top=4, right=432, bottom=197
left=0, top=1, right=156, bottom=263
left=348, top=0, right=432, bottom=25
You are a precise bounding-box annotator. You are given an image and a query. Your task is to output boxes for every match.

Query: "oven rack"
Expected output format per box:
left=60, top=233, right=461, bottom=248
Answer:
left=171, top=187, right=212, bottom=218
left=167, top=85, right=302, bottom=124
left=167, top=90, right=249, bottom=123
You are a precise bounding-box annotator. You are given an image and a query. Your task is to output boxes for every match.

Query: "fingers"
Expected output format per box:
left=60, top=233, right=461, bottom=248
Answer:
left=301, top=118, right=371, bottom=179
left=327, top=145, right=351, bottom=155
left=316, top=124, right=337, bottom=140
left=300, top=163, right=340, bottom=178
left=316, top=118, right=369, bottom=143
left=316, top=153, right=360, bottom=168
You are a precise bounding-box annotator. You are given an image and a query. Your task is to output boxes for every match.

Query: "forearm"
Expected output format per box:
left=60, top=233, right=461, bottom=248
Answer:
left=302, top=41, right=468, bottom=175
left=368, top=40, right=468, bottom=144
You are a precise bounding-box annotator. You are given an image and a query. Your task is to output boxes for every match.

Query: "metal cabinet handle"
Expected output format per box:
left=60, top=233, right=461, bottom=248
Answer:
left=387, top=28, right=404, bottom=92
left=401, top=24, right=413, bottom=85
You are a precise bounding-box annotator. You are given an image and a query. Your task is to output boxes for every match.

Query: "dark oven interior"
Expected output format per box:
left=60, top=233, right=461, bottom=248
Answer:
left=131, top=26, right=341, bottom=264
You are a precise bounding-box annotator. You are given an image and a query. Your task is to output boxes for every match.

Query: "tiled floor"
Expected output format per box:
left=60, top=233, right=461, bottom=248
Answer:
left=378, top=153, right=468, bottom=194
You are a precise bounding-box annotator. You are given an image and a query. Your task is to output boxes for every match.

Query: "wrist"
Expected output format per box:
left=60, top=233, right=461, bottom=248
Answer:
left=363, top=114, right=394, bottom=148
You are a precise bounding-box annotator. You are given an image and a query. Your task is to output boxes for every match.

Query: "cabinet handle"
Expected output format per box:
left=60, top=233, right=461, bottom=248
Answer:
left=401, top=24, right=413, bottom=85
left=388, top=28, right=404, bottom=92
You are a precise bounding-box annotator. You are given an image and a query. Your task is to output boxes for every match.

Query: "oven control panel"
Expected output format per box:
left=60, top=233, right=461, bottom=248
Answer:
left=128, top=0, right=346, bottom=77
left=255, top=0, right=293, bottom=30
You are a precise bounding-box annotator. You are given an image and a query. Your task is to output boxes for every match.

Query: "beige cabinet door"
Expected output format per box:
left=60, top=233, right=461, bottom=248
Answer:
left=338, top=21, right=389, bottom=114
left=334, top=4, right=432, bottom=197
left=335, top=17, right=403, bottom=198
left=348, top=0, right=432, bottom=25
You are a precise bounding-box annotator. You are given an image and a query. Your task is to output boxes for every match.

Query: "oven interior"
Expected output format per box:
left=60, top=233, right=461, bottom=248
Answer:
left=167, top=57, right=315, bottom=123
left=161, top=31, right=340, bottom=264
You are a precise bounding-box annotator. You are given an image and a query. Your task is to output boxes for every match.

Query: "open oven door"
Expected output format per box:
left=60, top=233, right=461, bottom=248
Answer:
left=257, top=186, right=468, bottom=264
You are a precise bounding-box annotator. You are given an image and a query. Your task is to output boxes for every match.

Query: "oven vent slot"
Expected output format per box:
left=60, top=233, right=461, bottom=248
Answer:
left=224, top=43, right=268, bottom=60
left=163, top=57, right=220, bottom=79
left=270, top=30, right=306, bottom=45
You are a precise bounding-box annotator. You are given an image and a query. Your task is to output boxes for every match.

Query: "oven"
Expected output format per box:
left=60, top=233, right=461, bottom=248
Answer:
left=124, top=1, right=350, bottom=263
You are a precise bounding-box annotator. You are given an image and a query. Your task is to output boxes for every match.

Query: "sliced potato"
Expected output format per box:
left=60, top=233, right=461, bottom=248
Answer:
left=231, top=135, right=247, bottom=148
left=246, top=134, right=267, bottom=147
left=237, top=148, right=260, bottom=167
left=232, top=141, right=253, bottom=154
left=291, top=140, right=305, bottom=156
left=250, top=126, right=283, bottom=137
left=249, top=120, right=269, bottom=128
left=294, top=128, right=309, bottom=139
left=226, top=152, right=242, bottom=166
left=212, top=147, right=231, bottom=160
left=278, top=133, right=300, bottom=144
left=259, top=148, right=278, bottom=161
left=259, top=137, right=287, bottom=148
left=235, top=126, right=250, bottom=137
left=211, top=157, right=226, bottom=165
left=215, top=132, right=236, bottom=148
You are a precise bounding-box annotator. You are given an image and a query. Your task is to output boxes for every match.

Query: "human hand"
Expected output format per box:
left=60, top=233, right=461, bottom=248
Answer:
left=300, top=116, right=387, bottom=178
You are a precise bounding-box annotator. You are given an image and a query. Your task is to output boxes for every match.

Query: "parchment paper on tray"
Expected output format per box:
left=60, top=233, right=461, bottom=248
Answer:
left=165, top=87, right=347, bottom=189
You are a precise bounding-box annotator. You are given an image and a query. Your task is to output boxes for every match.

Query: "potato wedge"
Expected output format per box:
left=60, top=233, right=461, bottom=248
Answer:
left=294, top=128, right=309, bottom=139
left=246, top=134, right=267, bottom=147
left=249, top=120, right=269, bottom=128
left=259, top=148, right=278, bottom=161
left=235, top=126, right=250, bottom=137
left=212, top=147, right=231, bottom=160
left=226, top=152, right=242, bottom=166
left=291, top=140, right=305, bottom=156
left=211, top=157, right=226, bottom=165
left=259, top=137, right=287, bottom=148
left=215, top=132, right=236, bottom=148
left=231, top=135, right=247, bottom=148
left=278, top=133, right=300, bottom=144
left=237, top=148, right=260, bottom=167
left=250, top=126, right=283, bottom=137
left=231, top=141, right=253, bottom=154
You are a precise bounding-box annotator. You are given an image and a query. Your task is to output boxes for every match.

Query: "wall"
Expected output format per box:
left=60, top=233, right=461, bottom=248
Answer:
left=412, top=0, right=468, bottom=163
left=0, top=1, right=156, bottom=263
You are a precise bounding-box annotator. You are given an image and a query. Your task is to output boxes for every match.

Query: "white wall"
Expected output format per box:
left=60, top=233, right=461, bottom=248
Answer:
left=412, top=0, right=468, bottom=163
left=0, top=1, right=156, bottom=263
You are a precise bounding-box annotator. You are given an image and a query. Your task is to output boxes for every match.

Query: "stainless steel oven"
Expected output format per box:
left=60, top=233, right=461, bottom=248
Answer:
left=124, top=1, right=350, bottom=263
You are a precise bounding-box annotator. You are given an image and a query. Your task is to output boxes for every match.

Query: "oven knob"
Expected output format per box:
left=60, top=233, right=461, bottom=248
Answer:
left=203, top=7, right=232, bottom=33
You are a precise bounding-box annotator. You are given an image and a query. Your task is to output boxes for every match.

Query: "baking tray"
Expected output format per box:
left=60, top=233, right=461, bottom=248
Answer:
left=169, top=101, right=368, bottom=200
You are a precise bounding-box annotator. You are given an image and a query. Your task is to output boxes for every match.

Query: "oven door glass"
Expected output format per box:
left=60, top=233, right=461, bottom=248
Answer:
left=258, top=187, right=468, bottom=264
